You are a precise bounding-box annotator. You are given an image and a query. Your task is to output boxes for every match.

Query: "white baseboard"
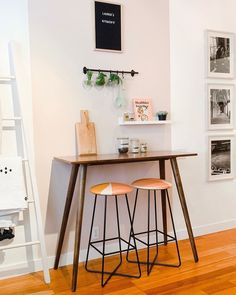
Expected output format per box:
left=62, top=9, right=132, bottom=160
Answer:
left=1, top=218, right=236, bottom=280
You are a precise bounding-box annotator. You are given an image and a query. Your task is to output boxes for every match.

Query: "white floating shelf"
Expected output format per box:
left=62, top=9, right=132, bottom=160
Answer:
left=118, top=118, right=171, bottom=126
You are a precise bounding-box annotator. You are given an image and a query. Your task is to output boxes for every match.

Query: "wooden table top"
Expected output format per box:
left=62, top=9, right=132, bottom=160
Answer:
left=54, top=151, right=197, bottom=166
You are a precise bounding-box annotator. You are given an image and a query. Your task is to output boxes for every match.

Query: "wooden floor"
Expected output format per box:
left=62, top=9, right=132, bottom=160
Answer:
left=1, top=229, right=236, bottom=294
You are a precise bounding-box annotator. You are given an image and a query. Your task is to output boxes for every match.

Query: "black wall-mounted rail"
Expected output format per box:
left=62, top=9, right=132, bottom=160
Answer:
left=83, top=66, right=139, bottom=77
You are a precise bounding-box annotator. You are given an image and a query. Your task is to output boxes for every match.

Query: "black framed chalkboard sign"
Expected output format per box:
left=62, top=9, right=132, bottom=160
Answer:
left=94, top=1, right=122, bottom=52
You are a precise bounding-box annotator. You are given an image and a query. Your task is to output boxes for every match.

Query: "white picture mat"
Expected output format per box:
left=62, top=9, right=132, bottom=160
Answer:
left=207, top=30, right=235, bottom=79
left=208, top=135, right=234, bottom=181
left=207, top=84, right=234, bottom=130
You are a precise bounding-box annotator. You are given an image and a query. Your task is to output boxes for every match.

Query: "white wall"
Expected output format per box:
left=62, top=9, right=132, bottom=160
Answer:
left=4, top=0, right=236, bottom=278
left=28, top=0, right=171, bottom=267
left=169, top=0, right=236, bottom=236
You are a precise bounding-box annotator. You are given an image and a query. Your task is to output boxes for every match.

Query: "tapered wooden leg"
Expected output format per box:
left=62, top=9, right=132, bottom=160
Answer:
left=159, top=159, right=168, bottom=245
left=54, top=164, right=79, bottom=269
left=72, top=164, right=87, bottom=292
left=170, top=157, right=199, bottom=262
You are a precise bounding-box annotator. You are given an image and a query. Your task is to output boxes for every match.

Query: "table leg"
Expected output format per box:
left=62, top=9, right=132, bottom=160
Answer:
left=72, top=164, right=87, bottom=292
left=170, top=157, right=199, bottom=262
left=159, top=159, right=168, bottom=245
left=54, top=164, right=79, bottom=269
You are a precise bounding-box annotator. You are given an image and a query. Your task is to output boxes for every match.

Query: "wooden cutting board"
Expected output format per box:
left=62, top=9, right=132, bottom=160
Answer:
left=76, top=110, right=97, bottom=156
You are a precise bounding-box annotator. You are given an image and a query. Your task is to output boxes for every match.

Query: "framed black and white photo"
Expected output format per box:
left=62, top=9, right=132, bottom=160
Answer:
left=207, top=30, right=235, bottom=78
left=94, top=1, right=122, bottom=52
left=208, top=135, right=234, bottom=181
left=208, top=84, right=234, bottom=130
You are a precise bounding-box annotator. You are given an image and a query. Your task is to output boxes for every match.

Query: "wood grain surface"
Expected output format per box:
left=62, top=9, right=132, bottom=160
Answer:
left=54, top=151, right=197, bottom=165
left=76, top=110, right=97, bottom=156
left=1, top=228, right=236, bottom=294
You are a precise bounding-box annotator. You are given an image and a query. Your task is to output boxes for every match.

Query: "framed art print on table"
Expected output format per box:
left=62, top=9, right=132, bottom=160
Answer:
left=208, top=135, right=234, bottom=181
left=207, top=30, right=235, bottom=78
left=94, top=1, right=122, bottom=52
left=207, top=84, right=234, bottom=130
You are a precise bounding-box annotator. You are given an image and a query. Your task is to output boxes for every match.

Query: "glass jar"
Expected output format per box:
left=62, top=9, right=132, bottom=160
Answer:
left=130, top=138, right=140, bottom=153
left=117, top=137, right=129, bottom=154
left=140, top=143, right=147, bottom=153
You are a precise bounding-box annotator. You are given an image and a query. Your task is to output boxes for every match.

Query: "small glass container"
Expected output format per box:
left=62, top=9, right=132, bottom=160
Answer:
left=128, top=112, right=135, bottom=121
left=130, top=138, right=140, bottom=153
left=123, top=112, right=130, bottom=122
left=117, top=137, right=129, bottom=154
left=140, top=143, right=147, bottom=153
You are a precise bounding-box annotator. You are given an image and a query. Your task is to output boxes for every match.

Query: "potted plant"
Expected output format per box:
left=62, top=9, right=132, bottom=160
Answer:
left=107, top=73, right=121, bottom=86
left=156, top=111, right=168, bottom=121
left=83, top=70, right=93, bottom=88
left=95, top=72, right=107, bottom=86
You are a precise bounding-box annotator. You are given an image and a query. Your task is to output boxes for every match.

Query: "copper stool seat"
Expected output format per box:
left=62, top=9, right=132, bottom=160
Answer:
left=90, top=182, right=133, bottom=196
left=132, top=178, right=172, bottom=190
left=127, top=178, right=181, bottom=275
left=85, top=182, right=141, bottom=287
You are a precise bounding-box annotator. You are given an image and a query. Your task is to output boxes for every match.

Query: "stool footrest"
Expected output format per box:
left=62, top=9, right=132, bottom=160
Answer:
left=132, top=229, right=176, bottom=247
left=90, top=237, right=136, bottom=256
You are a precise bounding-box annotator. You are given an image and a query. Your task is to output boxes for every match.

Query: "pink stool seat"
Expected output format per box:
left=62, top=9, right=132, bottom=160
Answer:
left=131, top=178, right=172, bottom=190
left=90, top=182, right=133, bottom=196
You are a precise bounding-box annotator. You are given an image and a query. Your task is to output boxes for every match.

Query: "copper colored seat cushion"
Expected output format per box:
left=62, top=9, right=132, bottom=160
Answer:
left=131, top=178, right=172, bottom=190
left=90, top=182, right=133, bottom=196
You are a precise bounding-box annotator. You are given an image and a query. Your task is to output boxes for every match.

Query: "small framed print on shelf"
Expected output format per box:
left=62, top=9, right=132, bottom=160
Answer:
left=207, top=30, right=235, bottom=79
left=133, top=99, right=153, bottom=121
left=207, top=84, right=234, bottom=130
left=208, top=135, right=234, bottom=181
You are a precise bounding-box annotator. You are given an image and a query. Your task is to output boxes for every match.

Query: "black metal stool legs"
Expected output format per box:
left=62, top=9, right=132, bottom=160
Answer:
left=147, top=189, right=151, bottom=274
left=154, top=189, right=181, bottom=268
left=125, top=194, right=141, bottom=278
left=101, top=195, right=108, bottom=286
left=85, top=195, right=97, bottom=272
left=126, top=189, right=139, bottom=263
left=126, top=188, right=181, bottom=274
left=85, top=193, right=141, bottom=287
left=115, top=195, right=123, bottom=268
left=164, top=190, right=181, bottom=267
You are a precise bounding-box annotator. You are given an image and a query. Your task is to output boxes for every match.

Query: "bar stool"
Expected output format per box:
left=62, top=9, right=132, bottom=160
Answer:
left=85, top=182, right=141, bottom=287
left=127, top=178, right=181, bottom=275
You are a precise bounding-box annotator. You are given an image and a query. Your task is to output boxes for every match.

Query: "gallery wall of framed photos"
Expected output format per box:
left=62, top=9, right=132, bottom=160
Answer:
left=206, top=30, right=235, bottom=181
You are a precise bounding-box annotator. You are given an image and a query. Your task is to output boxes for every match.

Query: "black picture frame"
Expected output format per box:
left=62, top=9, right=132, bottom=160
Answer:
left=94, top=1, right=122, bottom=52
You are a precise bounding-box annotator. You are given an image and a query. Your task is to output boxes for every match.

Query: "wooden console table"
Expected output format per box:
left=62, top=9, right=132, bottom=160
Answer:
left=53, top=151, right=198, bottom=291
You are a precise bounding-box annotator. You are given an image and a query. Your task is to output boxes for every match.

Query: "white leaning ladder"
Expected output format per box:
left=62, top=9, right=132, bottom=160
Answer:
left=0, top=42, right=50, bottom=283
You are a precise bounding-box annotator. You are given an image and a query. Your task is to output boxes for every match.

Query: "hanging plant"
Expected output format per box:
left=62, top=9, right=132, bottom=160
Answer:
left=95, top=72, right=107, bottom=86
left=82, top=70, right=94, bottom=89
left=107, top=73, right=122, bottom=86
left=84, top=70, right=93, bottom=86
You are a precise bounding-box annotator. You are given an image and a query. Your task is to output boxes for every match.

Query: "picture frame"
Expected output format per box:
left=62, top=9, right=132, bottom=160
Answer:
left=207, top=30, right=235, bottom=78
left=133, top=99, right=153, bottom=121
left=94, top=0, right=122, bottom=52
left=208, top=135, right=234, bottom=181
left=207, top=84, right=234, bottom=130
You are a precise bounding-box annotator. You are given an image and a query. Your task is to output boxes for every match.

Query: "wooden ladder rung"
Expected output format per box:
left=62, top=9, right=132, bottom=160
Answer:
left=2, top=117, right=22, bottom=121
left=27, top=200, right=35, bottom=204
left=0, top=240, right=40, bottom=251
left=0, top=76, right=15, bottom=81
left=2, top=126, right=16, bottom=131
